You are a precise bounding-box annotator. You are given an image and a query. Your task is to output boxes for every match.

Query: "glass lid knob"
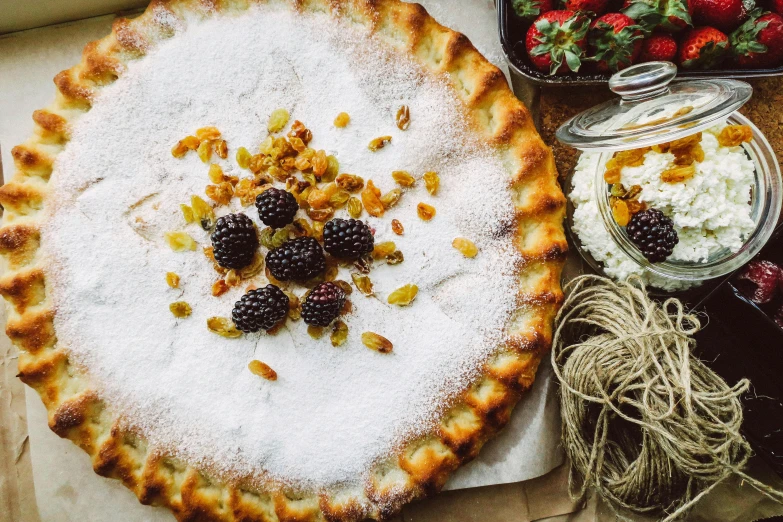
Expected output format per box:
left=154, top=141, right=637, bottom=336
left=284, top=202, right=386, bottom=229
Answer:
left=608, top=61, right=677, bottom=100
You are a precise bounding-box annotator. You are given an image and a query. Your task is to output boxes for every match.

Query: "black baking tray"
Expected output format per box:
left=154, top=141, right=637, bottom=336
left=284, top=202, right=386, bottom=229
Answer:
left=497, top=0, right=783, bottom=85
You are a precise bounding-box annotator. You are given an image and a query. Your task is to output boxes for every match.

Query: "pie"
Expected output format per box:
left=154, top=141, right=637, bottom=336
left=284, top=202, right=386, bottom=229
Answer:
left=0, top=1, right=566, bottom=520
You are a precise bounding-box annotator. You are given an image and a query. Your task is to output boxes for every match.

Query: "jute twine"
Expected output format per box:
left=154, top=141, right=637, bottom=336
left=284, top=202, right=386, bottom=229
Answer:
left=551, top=275, right=783, bottom=521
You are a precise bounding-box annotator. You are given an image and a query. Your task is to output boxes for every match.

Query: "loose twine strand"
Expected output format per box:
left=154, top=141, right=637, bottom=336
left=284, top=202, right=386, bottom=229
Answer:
left=551, top=275, right=783, bottom=521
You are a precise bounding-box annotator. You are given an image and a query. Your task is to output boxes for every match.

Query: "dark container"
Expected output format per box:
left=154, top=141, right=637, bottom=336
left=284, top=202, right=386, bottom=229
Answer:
left=498, top=0, right=783, bottom=85
left=690, top=226, right=783, bottom=476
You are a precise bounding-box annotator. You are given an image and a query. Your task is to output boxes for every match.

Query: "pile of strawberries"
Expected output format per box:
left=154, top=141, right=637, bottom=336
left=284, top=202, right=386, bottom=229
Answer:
left=515, top=0, right=783, bottom=74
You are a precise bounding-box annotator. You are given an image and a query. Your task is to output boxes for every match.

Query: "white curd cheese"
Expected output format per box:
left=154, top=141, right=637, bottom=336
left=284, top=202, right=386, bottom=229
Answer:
left=569, top=124, right=756, bottom=291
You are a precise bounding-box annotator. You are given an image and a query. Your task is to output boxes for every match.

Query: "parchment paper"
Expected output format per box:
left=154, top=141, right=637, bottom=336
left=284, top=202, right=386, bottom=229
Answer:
left=0, top=2, right=562, bottom=520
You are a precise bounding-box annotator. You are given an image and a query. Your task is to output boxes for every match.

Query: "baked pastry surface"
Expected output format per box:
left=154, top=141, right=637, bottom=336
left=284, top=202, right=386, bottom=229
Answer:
left=0, top=1, right=566, bottom=520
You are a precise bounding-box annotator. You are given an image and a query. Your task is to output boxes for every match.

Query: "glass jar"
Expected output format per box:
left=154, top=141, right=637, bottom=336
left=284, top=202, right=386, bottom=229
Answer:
left=557, top=62, right=782, bottom=290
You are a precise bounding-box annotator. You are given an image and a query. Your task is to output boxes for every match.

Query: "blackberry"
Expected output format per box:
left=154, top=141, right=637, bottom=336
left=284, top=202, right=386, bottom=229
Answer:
left=626, top=208, right=678, bottom=263
left=232, top=285, right=289, bottom=333
left=255, top=187, right=299, bottom=228
left=211, top=213, right=258, bottom=269
left=302, top=282, right=346, bottom=326
left=323, top=218, right=374, bottom=259
left=266, top=236, right=326, bottom=281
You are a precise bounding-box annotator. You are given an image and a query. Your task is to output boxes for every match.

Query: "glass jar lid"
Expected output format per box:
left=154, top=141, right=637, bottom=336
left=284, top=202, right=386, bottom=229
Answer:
left=555, top=62, right=753, bottom=151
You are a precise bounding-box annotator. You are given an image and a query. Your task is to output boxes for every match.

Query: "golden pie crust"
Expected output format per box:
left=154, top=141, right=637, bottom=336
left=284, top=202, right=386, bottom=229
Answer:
left=0, top=0, right=566, bottom=520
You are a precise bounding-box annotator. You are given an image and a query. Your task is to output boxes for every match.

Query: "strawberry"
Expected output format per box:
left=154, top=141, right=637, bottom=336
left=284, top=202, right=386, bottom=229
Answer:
left=772, top=0, right=783, bottom=15
left=690, top=0, right=748, bottom=32
left=513, top=0, right=556, bottom=19
left=678, top=26, right=729, bottom=67
left=639, top=33, right=679, bottom=60
left=622, top=0, right=693, bottom=32
left=730, top=9, right=783, bottom=67
left=588, top=13, right=645, bottom=71
left=565, top=0, right=611, bottom=15
left=526, top=11, right=591, bottom=74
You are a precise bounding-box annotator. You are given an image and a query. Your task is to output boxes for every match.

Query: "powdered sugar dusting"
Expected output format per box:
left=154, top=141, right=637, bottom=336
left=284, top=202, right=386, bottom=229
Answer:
left=43, top=6, right=520, bottom=491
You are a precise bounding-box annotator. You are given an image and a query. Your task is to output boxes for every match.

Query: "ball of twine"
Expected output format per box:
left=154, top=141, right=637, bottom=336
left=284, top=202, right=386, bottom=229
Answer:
left=551, top=275, right=783, bottom=521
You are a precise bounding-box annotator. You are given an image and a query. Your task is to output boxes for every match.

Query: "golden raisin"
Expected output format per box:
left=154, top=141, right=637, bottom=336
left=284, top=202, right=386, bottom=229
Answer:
left=368, top=136, right=392, bottom=151
left=423, top=171, right=440, bottom=195
left=292, top=218, right=313, bottom=237
left=717, top=125, right=753, bottom=147
left=386, top=251, right=404, bottom=265
left=395, top=105, right=410, bottom=130
left=334, top=112, right=350, bottom=127
left=239, top=254, right=265, bottom=279
left=208, top=164, right=225, bottom=184
left=308, top=207, right=334, bottom=222
left=372, top=242, right=396, bottom=260
left=307, top=188, right=330, bottom=209
left=452, top=237, right=478, bottom=258
left=215, top=139, right=228, bottom=159
left=612, top=147, right=649, bottom=167
left=417, top=202, right=436, bottom=221
left=225, top=269, right=241, bottom=287
left=285, top=291, right=301, bottom=320
left=170, top=301, right=192, bottom=318
left=392, top=170, right=415, bottom=187
left=334, top=280, right=353, bottom=295
left=288, top=120, right=312, bottom=143
left=197, top=140, right=212, bottom=163
left=166, top=272, right=180, bottom=288
left=388, top=284, right=418, bottom=306
left=196, top=126, right=221, bottom=141
left=289, top=136, right=306, bottom=153
left=336, top=174, right=365, bottom=192
left=626, top=198, right=647, bottom=215
left=190, top=195, right=215, bottom=231
left=324, top=264, right=339, bottom=282
left=380, top=189, right=402, bottom=209
left=181, top=204, right=195, bottom=223
left=260, top=227, right=291, bottom=249
left=391, top=219, right=404, bottom=235
left=207, top=317, right=242, bottom=338
left=312, top=150, right=328, bottom=177
left=331, top=320, right=349, bottom=347
left=611, top=199, right=631, bottom=226
left=323, top=155, right=339, bottom=182
left=234, top=178, right=262, bottom=207
left=308, top=325, right=325, bottom=339
left=362, top=332, right=393, bottom=353
left=669, top=132, right=701, bottom=152
left=329, top=110, right=351, bottom=129
left=661, top=164, right=697, bottom=183
left=347, top=197, right=363, bottom=218
left=361, top=186, right=385, bottom=217
left=351, top=273, right=374, bottom=296
left=212, top=279, right=229, bottom=297
left=171, top=141, right=189, bottom=158
left=165, top=232, right=197, bottom=251
left=329, top=190, right=350, bottom=208
left=312, top=221, right=324, bottom=241
left=206, top=182, right=234, bottom=206
left=181, top=135, right=200, bottom=150
left=604, top=167, right=622, bottom=184
left=268, top=108, right=290, bottom=133
left=248, top=360, right=277, bottom=380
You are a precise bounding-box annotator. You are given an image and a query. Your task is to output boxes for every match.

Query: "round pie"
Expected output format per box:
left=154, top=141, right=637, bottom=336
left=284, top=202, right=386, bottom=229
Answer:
left=0, top=1, right=566, bottom=520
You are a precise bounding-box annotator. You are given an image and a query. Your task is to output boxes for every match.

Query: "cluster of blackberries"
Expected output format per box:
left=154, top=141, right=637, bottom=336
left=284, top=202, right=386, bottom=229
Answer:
left=208, top=191, right=375, bottom=332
